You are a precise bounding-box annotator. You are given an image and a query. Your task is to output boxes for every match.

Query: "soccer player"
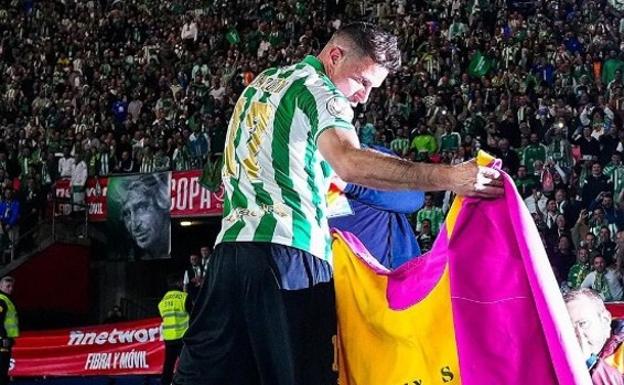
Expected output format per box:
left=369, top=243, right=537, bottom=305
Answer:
left=173, top=22, right=503, bottom=385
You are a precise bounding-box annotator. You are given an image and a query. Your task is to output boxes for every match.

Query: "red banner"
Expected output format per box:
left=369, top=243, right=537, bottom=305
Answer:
left=54, top=177, right=108, bottom=222
left=10, top=318, right=164, bottom=377
left=54, top=170, right=224, bottom=221
left=170, top=170, right=224, bottom=217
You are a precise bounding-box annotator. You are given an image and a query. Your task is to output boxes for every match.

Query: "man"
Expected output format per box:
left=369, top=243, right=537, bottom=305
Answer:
left=581, top=255, right=623, bottom=302
left=604, top=152, right=624, bottom=205
left=493, top=137, right=520, bottom=176
left=582, top=162, right=613, bottom=208
left=173, top=23, right=503, bottom=385
left=522, top=132, right=547, bottom=175
left=566, top=247, right=591, bottom=290
left=182, top=254, right=203, bottom=304
left=597, top=226, right=617, bottom=265
left=58, top=146, right=75, bottom=178
left=159, top=276, right=191, bottom=385
left=70, top=152, right=87, bottom=214
left=514, top=165, right=537, bottom=199
left=120, top=173, right=170, bottom=260
left=548, top=235, right=575, bottom=282
left=0, top=190, right=19, bottom=256
left=438, top=122, right=462, bottom=154
left=415, top=192, right=445, bottom=236
left=199, top=246, right=211, bottom=269
left=590, top=193, right=623, bottom=229
left=564, top=289, right=623, bottom=384
left=0, top=276, right=18, bottom=385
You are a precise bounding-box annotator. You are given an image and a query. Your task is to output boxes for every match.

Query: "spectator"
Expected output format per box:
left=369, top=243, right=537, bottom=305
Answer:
left=183, top=254, right=203, bottom=304
left=604, top=153, right=624, bottom=205
left=58, top=147, right=75, bottom=179
left=564, top=289, right=622, bottom=384
left=416, top=218, right=434, bottom=254
left=566, top=248, right=591, bottom=291
left=523, top=132, right=547, bottom=175
left=581, top=255, right=623, bottom=302
left=0, top=190, right=19, bottom=255
left=200, top=246, right=211, bottom=270
left=415, top=193, right=444, bottom=236
left=548, top=235, right=575, bottom=283
left=597, top=227, right=617, bottom=265
left=410, top=125, right=437, bottom=161
left=514, top=165, right=537, bottom=199
left=582, top=163, right=613, bottom=208
left=70, top=152, right=87, bottom=214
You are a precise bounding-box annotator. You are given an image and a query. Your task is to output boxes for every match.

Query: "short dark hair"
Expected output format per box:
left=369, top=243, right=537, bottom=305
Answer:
left=334, top=22, right=401, bottom=73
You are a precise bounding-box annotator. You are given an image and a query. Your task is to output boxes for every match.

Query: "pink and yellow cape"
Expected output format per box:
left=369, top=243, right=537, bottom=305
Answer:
left=333, top=152, right=591, bottom=385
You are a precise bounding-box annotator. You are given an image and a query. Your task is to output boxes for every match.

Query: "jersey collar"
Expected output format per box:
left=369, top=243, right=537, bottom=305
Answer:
left=302, top=55, right=326, bottom=75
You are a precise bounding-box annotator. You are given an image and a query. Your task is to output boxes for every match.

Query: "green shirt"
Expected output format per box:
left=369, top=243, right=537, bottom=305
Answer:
left=416, top=206, right=445, bottom=236
left=439, top=132, right=461, bottom=152
left=604, top=163, right=624, bottom=202
left=216, top=56, right=354, bottom=261
left=390, top=137, right=409, bottom=156
left=522, top=143, right=547, bottom=174
left=410, top=134, right=438, bottom=157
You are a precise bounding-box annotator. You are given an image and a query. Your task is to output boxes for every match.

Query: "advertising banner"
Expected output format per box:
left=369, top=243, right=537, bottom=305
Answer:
left=54, top=170, right=224, bottom=221
left=170, top=170, right=224, bottom=217
left=10, top=318, right=164, bottom=377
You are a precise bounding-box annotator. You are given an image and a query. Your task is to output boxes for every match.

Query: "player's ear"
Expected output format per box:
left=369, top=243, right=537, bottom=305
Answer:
left=329, top=46, right=345, bottom=66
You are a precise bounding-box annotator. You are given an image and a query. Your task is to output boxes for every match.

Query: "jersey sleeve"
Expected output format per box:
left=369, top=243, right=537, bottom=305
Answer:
left=301, top=77, right=355, bottom=144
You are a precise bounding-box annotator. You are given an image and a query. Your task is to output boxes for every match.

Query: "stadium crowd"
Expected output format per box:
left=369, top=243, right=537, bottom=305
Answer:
left=0, top=0, right=623, bottom=298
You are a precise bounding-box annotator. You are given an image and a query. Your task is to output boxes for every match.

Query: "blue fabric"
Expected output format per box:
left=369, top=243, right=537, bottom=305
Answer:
left=0, top=200, right=20, bottom=226
left=328, top=145, right=424, bottom=269
left=112, top=100, right=128, bottom=123
left=270, top=244, right=332, bottom=290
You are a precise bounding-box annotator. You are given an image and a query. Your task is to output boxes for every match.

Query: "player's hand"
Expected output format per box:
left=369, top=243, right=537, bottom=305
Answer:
left=450, top=159, right=504, bottom=199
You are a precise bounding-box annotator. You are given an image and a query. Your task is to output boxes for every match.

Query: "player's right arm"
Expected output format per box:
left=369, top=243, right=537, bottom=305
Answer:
left=317, top=127, right=504, bottom=198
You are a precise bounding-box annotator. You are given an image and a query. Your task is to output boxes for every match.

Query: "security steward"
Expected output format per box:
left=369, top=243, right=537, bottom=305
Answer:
left=0, top=276, right=18, bottom=385
left=158, top=276, right=191, bottom=385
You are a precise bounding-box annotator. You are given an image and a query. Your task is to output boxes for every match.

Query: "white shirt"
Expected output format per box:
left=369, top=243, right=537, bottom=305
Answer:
left=183, top=265, right=203, bottom=286
left=524, top=194, right=548, bottom=215
left=581, top=269, right=624, bottom=302
left=71, top=160, right=88, bottom=188
left=209, top=86, right=225, bottom=101
left=181, top=22, right=198, bottom=41
left=58, top=157, right=75, bottom=178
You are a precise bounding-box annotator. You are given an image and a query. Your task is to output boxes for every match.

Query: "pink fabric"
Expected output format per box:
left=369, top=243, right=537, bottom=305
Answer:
left=447, top=172, right=588, bottom=384
left=333, top=170, right=591, bottom=384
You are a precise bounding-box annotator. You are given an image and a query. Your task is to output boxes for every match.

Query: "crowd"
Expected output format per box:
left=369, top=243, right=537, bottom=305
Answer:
left=0, top=0, right=621, bottom=298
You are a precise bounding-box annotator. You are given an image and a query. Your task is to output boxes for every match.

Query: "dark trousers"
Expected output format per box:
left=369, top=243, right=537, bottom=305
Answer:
left=0, top=348, right=11, bottom=385
left=161, top=340, right=183, bottom=385
left=173, top=242, right=337, bottom=385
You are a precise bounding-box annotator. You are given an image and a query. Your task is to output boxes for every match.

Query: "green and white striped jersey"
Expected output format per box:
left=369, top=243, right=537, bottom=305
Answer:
left=215, top=56, right=355, bottom=261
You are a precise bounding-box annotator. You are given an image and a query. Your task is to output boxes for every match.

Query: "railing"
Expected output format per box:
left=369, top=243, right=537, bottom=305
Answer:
left=1, top=210, right=49, bottom=265
left=50, top=196, right=89, bottom=243
left=0, top=196, right=90, bottom=265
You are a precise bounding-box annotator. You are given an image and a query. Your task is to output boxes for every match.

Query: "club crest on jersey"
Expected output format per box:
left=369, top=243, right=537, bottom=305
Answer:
left=326, top=96, right=350, bottom=118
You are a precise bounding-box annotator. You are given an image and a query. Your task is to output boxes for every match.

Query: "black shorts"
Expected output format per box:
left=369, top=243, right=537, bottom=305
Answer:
left=173, top=242, right=337, bottom=385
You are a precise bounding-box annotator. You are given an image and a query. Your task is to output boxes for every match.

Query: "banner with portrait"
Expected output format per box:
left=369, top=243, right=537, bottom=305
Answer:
left=106, top=172, right=172, bottom=260
left=53, top=170, right=224, bottom=222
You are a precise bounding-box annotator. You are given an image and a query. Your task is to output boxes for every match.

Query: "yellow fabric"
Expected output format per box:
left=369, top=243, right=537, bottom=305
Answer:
left=158, top=290, right=189, bottom=341
left=605, top=343, right=624, bottom=374
left=444, top=151, right=493, bottom=238
left=0, top=293, right=18, bottom=338
left=334, top=152, right=494, bottom=384
left=333, top=233, right=461, bottom=385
